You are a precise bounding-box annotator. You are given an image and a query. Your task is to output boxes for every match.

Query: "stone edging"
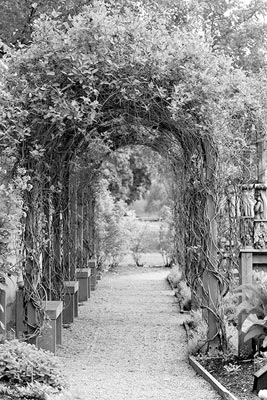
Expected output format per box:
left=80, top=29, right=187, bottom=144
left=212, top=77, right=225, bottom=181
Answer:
left=188, top=355, right=240, bottom=400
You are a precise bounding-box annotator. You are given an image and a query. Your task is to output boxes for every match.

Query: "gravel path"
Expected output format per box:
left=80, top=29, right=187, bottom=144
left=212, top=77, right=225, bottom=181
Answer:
left=57, top=265, right=221, bottom=400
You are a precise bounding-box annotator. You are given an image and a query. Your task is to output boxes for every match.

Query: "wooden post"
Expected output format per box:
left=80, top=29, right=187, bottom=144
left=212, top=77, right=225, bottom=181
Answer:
left=38, top=301, right=63, bottom=354
left=77, top=185, right=84, bottom=268
left=238, top=251, right=253, bottom=356
left=52, top=190, right=62, bottom=298
left=0, top=289, right=6, bottom=334
left=202, top=139, right=222, bottom=353
left=84, top=194, right=90, bottom=267
left=62, top=166, right=70, bottom=281
left=257, top=138, right=267, bottom=184
left=69, top=167, right=78, bottom=280
left=16, top=289, right=24, bottom=338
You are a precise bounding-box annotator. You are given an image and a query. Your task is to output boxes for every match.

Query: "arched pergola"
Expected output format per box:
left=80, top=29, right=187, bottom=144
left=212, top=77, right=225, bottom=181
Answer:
left=1, top=1, right=254, bottom=353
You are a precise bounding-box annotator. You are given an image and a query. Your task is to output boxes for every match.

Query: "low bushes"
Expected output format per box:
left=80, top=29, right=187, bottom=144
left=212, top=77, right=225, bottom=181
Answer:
left=0, top=339, right=65, bottom=399
left=167, top=264, right=191, bottom=311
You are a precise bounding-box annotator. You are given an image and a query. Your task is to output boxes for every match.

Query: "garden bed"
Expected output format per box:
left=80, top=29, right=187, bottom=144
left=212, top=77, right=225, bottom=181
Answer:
left=182, top=318, right=264, bottom=399
left=191, top=354, right=263, bottom=400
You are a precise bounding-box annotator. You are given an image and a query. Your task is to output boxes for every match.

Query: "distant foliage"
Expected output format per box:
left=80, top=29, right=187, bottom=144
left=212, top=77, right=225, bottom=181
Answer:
left=95, top=179, right=135, bottom=268
left=159, top=205, right=175, bottom=262
left=101, top=146, right=153, bottom=205
left=144, top=181, right=168, bottom=214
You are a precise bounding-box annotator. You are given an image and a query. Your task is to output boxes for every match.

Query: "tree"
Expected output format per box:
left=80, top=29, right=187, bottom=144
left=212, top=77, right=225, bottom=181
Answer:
left=187, top=0, right=267, bottom=71
left=102, top=146, right=160, bottom=205
left=0, top=0, right=91, bottom=48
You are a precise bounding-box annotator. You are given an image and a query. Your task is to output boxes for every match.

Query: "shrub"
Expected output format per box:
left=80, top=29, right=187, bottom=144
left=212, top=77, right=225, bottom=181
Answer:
left=222, top=291, right=239, bottom=326
left=0, top=339, right=65, bottom=399
left=168, top=264, right=191, bottom=311
left=235, top=282, right=267, bottom=319
left=185, top=310, right=208, bottom=355
left=234, top=282, right=267, bottom=356
left=167, top=264, right=183, bottom=288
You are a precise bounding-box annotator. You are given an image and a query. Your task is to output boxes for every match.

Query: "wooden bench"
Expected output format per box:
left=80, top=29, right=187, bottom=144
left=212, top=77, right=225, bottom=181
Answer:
left=38, top=301, right=63, bottom=354
left=63, top=281, right=79, bottom=324
left=76, top=268, right=91, bottom=302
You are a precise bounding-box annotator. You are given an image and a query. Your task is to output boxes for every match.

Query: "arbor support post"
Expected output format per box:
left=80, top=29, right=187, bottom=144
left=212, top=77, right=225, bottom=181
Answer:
left=63, top=281, right=79, bottom=324
left=89, top=259, right=97, bottom=291
left=76, top=268, right=91, bottom=302
left=38, top=301, right=63, bottom=355
left=69, top=167, right=78, bottom=279
left=202, top=139, right=222, bottom=353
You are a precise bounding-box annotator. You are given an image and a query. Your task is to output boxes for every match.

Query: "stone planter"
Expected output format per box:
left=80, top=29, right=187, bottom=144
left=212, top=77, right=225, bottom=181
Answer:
left=76, top=268, right=91, bottom=302
left=37, top=300, right=63, bottom=355
left=63, top=281, right=79, bottom=324
left=89, top=259, right=97, bottom=291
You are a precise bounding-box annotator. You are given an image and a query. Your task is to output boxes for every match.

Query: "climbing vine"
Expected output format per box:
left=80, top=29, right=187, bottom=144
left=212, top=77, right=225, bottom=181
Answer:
left=0, top=0, right=265, bottom=350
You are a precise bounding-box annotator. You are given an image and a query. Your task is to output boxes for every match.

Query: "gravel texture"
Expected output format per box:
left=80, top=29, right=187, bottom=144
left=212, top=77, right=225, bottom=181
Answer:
left=57, top=264, right=221, bottom=400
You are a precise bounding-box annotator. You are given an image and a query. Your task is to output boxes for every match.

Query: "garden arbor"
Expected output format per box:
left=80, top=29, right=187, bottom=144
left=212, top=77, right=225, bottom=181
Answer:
left=1, top=2, right=257, bottom=352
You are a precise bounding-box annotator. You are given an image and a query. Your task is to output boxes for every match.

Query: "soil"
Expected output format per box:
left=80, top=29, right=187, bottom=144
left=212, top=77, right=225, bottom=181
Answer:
left=57, top=262, right=221, bottom=400
left=196, top=354, right=263, bottom=400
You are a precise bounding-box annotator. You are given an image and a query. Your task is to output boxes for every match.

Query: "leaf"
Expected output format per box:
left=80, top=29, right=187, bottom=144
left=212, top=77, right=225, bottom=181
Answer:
left=263, top=336, right=267, bottom=348
left=51, top=10, right=60, bottom=18
left=242, top=313, right=264, bottom=333
left=244, top=326, right=266, bottom=342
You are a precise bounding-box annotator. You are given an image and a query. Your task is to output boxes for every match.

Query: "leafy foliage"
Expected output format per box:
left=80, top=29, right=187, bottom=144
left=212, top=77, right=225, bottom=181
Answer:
left=235, top=283, right=267, bottom=318
left=0, top=0, right=91, bottom=46
left=241, top=314, right=267, bottom=344
left=185, top=310, right=208, bottom=355
left=159, top=205, right=175, bottom=261
left=0, top=339, right=65, bottom=399
left=1, top=0, right=267, bottom=352
left=236, top=282, right=267, bottom=347
left=102, top=146, right=153, bottom=205
left=185, top=0, right=267, bottom=71
left=95, top=178, right=134, bottom=268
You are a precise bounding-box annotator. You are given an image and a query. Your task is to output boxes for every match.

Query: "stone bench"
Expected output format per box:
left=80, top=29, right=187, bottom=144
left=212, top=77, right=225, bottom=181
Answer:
left=38, top=300, right=63, bottom=354
left=63, top=281, right=79, bottom=324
